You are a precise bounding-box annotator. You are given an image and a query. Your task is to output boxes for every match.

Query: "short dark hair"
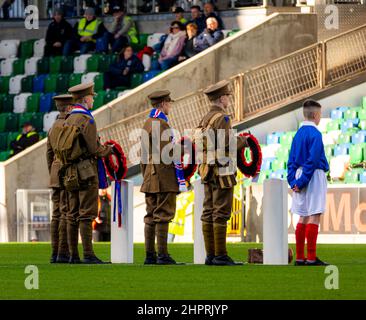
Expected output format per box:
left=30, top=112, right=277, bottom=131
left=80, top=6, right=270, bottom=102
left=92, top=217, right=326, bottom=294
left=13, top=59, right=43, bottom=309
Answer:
left=303, top=99, right=321, bottom=109
left=191, top=5, right=201, bottom=11
left=170, top=20, right=185, bottom=31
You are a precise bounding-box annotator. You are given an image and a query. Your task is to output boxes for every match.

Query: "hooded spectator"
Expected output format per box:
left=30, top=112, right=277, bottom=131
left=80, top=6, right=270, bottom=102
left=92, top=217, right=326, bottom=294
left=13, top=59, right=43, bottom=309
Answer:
left=44, top=9, right=73, bottom=56
left=195, top=17, right=224, bottom=53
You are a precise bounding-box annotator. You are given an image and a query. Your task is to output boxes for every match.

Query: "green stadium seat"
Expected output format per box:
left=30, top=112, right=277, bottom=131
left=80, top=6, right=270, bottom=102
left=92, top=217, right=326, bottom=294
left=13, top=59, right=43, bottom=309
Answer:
left=21, top=75, right=34, bottom=92
left=19, top=39, right=35, bottom=59
left=132, top=33, right=149, bottom=51
left=26, top=93, right=40, bottom=112
left=7, top=132, right=19, bottom=149
left=275, top=146, right=289, bottom=161
left=37, top=57, right=49, bottom=74
left=94, top=73, right=104, bottom=91
left=326, top=120, right=341, bottom=132
left=1, top=113, right=19, bottom=132
left=98, top=54, right=117, bottom=72
left=93, top=91, right=105, bottom=109
left=56, top=74, right=70, bottom=93
left=324, top=145, right=334, bottom=161
left=18, top=113, right=33, bottom=128
left=1, top=94, right=15, bottom=113
left=345, top=170, right=361, bottom=184
left=0, top=132, right=8, bottom=150
left=0, top=76, right=10, bottom=93
left=0, top=150, right=11, bottom=161
left=350, top=144, right=364, bottom=164
left=44, top=74, right=58, bottom=93
left=344, top=108, right=359, bottom=120
left=359, top=119, right=366, bottom=130
left=362, top=96, right=366, bottom=109
left=30, top=113, right=44, bottom=132
left=104, top=90, right=118, bottom=104
left=87, top=55, right=100, bottom=72
left=131, top=73, right=143, bottom=88
left=279, top=131, right=295, bottom=147
left=49, top=56, right=62, bottom=74
left=0, top=93, right=6, bottom=113
left=271, top=159, right=286, bottom=171
left=13, top=58, right=25, bottom=75
left=358, top=108, right=366, bottom=120
left=69, top=73, right=82, bottom=87
left=338, top=132, right=351, bottom=144
left=60, top=56, right=74, bottom=73
left=0, top=113, right=8, bottom=131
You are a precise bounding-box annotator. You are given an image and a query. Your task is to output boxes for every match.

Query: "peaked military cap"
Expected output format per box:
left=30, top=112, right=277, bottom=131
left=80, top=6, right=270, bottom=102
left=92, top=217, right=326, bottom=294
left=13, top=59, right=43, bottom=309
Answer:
left=203, top=80, right=232, bottom=101
left=53, top=94, right=74, bottom=109
left=148, top=90, right=174, bottom=105
left=68, top=82, right=96, bottom=99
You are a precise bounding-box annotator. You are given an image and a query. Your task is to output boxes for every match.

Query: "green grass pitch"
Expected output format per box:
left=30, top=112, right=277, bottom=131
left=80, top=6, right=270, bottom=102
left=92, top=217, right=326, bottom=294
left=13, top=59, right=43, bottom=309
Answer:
left=0, top=243, right=365, bottom=300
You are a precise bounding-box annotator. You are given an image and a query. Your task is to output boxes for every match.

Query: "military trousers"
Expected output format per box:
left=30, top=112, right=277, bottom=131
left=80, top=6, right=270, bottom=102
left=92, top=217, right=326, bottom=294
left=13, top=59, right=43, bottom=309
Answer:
left=144, top=192, right=177, bottom=226
left=50, top=188, right=69, bottom=257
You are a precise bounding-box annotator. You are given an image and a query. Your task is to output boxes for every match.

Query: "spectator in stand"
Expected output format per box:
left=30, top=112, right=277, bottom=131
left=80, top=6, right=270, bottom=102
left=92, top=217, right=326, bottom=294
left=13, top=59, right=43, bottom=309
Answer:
left=203, top=2, right=224, bottom=30
left=63, top=7, right=107, bottom=55
left=10, top=122, right=39, bottom=157
left=189, top=5, right=205, bottom=34
left=178, top=23, right=198, bottom=62
left=173, top=7, right=187, bottom=25
left=158, top=20, right=186, bottom=70
left=1, top=0, right=14, bottom=20
left=99, top=5, right=138, bottom=54
left=195, top=17, right=223, bottom=53
left=103, top=45, right=144, bottom=89
left=44, top=9, right=73, bottom=56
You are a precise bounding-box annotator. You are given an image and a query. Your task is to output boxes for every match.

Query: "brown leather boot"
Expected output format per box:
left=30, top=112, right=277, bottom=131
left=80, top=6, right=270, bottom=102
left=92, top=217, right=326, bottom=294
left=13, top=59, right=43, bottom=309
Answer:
left=79, top=219, right=95, bottom=258
left=202, top=222, right=215, bottom=265
left=144, top=223, right=157, bottom=264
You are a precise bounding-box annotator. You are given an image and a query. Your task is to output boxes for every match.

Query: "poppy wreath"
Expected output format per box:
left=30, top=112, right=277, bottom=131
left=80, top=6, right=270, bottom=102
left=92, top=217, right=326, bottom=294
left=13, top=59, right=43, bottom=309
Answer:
left=177, top=136, right=197, bottom=181
left=237, top=133, right=262, bottom=178
left=103, top=140, right=128, bottom=181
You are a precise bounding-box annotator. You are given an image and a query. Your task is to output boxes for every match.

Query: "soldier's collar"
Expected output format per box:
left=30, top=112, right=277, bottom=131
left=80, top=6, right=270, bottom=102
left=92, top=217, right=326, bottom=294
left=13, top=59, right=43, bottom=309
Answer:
left=210, top=104, right=227, bottom=114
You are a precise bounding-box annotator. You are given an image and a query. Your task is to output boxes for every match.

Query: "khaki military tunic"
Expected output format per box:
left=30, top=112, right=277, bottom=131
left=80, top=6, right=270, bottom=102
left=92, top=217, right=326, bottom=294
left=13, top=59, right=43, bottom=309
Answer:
left=46, top=113, right=69, bottom=256
left=140, top=116, right=179, bottom=225
left=199, top=104, right=247, bottom=225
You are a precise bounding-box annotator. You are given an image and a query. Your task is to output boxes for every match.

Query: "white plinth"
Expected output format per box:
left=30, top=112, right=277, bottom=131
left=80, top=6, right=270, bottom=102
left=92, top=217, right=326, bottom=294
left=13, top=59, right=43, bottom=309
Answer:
left=263, top=178, right=288, bottom=265
left=193, top=179, right=206, bottom=264
left=110, top=180, right=134, bottom=263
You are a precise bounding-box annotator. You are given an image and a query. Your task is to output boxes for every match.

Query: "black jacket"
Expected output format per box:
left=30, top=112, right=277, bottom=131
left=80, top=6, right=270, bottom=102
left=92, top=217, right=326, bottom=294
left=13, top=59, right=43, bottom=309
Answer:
left=45, top=18, right=73, bottom=45
left=108, top=55, right=144, bottom=78
left=10, top=131, right=39, bottom=156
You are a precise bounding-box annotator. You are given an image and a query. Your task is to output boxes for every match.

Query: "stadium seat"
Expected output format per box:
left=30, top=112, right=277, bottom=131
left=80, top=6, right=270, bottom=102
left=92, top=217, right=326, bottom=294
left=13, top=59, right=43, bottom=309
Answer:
left=0, top=40, right=20, bottom=59
left=338, top=132, right=352, bottom=144
left=326, top=120, right=341, bottom=132
left=275, top=146, right=289, bottom=161
left=13, top=93, right=32, bottom=113
left=43, top=111, right=59, bottom=132
left=358, top=108, right=366, bottom=120
left=142, top=70, right=160, bottom=83
left=30, top=112, right=45, bottom=131
left=334, top=144, right=350, bottom=157
left=104, top=90, right=118, bottom=104
left=351, top=131, right=366, bottom=144
left=93, top=91, right=105, bottom=109
left=33, top=74, right=47, bottom=92
left=132, top=33, right=149, bottom=52
left=44, top=74, right=58, bottom=93
left=0, top=132, right=8, bottom=151
left=18, top=112, right=34, bottom=127
left=26, top=93, right=41, bottom=112
left=24, top=57, right=41, bottom=75
left=81, top=72, right=103, bottom=91
left=60, top=56, right=74, bottom=73
left=37, top=57, right=49, bottom=74
left=0, top=58, right=17, bottom=76
left=360, top=171, right=366, bottom=184
left=344, top=108, right=359, bottom=120
left=49, top=56, right=62, bottom=74
left=222, top=30, right=231, bottom=38
left=270, top=169, right=287, bottom=180
left=0, top=76, right=10, bottom=93
left=0, top=151, right=11, bottom=161
left=324, top=145, right=334, bottom=160
left=345, top=169, right=361, bottom=184
left=21, top=75, right=34, bottom=92
left=12, top=58, right=25, bottom=75
left=40, top=93, right=56, bottom=113
left=147, top=33, right=165, bottom=48
left=359, top=119, right=366, bottom=131
left=69, top=73, right=82, bottom=87
left=261, top=157, right=276, bottom=171
left=19, top=39, right=35, bottom=59
left=266, top=132, right=282, bottom=145
left=349, top=144, right=364, bottom=164
left=330, top=109, right=343, bottom=120
left=7, top=132, right=18, bottom=148
left=33, top=39, right=45, bottom=57
left=9, top=75, right=26, bottom=94
left=318, top=118, right=332, bottom=133
left=4, top=113, right=19, bottom=131
left=279, top=131, right=295, bottom=147
left=142, top=54, right=151, bottom=71
left=74, top=54, right=92, bottom=74
left=86, top=55, right=100, bottom=72
left=98, top=54, right=116, bottom=73
left=271, top=159, right=286, bottom=171
left=0, top=93, right=5, bottom=112
left=56, top=74, right=70, bottom=93
left=1, top=94, right=15, bottom=112
left=131, top=73, right=143, bottom=88
left=341, top=119, right=359, bottom=132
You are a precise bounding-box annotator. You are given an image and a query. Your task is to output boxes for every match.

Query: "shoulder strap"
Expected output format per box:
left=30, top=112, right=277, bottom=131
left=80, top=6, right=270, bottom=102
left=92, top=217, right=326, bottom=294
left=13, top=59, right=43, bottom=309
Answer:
left=206, top=112, right=224, bottom=129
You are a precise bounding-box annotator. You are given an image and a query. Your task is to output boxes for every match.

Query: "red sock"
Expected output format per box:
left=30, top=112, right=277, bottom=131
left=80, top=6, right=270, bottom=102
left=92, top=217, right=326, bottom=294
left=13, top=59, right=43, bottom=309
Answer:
left=295, top=223, right=306, bottom=261
left=306, top=223, right=319, bottom=261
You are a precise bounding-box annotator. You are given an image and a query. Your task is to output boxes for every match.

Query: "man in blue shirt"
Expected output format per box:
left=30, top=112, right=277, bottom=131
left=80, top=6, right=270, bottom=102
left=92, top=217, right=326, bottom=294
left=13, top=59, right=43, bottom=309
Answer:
left=287, top=99, right=329, bottom=267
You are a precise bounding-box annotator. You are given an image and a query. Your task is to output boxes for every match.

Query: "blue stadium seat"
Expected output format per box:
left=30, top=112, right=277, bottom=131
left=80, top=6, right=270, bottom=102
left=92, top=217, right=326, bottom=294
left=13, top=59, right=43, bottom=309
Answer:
left=331, top=109, right=343, bottom=120
left=270, top=169, right=287, bottom=180
left=266, top=132, right=283, bottom=145
left=334, top=144, right=350, bottom=157
left=33, top=74, right=47, bottom=93
left=352, top=131, right=366, bottom=144
left=341, top=119, right=359, bottom=132
left=151, top=58, right=160, bottom=71
left=360, top=171, right=366, bottom=184
left=337, top=106, right=349, bottom=113
left=261, top=157, right=276, bottom=171
left=39, top=92, right=56, bottom=113
left=142, top=70, right=160, bottom=83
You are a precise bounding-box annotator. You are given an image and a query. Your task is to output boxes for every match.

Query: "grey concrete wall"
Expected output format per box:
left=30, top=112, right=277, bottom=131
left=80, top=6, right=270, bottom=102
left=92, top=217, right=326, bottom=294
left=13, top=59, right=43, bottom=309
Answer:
left=1, top=12, right=317, bottom=241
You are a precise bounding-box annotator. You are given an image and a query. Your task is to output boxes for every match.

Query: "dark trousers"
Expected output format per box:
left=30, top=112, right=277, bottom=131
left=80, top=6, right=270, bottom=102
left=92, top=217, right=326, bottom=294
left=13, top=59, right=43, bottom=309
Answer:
left=103, top=71, right=131, bottom=89
left=63, top=39, right=95, bottom=56
left=2, top=1, right=11, bottom=19
left=98, top=32, right=129, bottom=53
left=45, top=43, right=64, bottom=57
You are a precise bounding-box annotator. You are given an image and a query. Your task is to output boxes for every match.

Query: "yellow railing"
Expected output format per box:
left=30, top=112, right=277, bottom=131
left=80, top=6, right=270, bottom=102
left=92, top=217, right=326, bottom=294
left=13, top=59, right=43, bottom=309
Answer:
left=99, top=24, right=366, bottom=167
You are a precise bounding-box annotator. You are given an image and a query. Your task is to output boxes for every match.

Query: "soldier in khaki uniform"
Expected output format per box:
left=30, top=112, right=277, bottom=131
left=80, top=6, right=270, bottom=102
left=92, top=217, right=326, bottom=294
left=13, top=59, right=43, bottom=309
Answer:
left=63, top=82, right=112, bottom=264
left=199, top=80, right=248, bottom=266
left=140, top=90, right=182, bottom=265
left=47, top=94, right=74, bottom=263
